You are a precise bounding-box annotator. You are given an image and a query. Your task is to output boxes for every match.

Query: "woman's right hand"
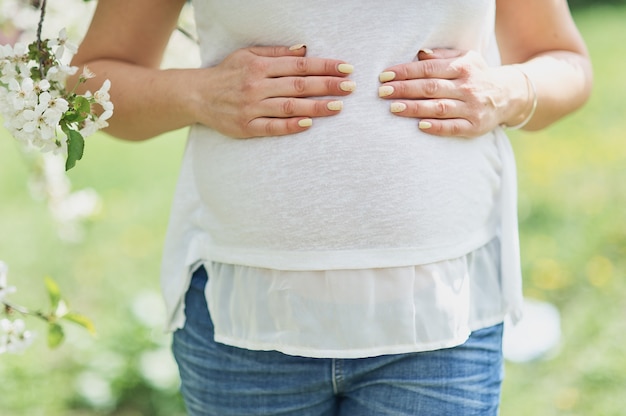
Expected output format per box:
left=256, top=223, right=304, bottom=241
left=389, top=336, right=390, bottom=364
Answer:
left=70, top=0, right=355, bottom=141
left=191, top=45, right=356, bottom=138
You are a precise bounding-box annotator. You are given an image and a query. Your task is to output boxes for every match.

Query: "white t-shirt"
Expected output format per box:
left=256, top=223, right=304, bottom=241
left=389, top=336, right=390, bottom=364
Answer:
left=160, top=0, right=524, bottom=357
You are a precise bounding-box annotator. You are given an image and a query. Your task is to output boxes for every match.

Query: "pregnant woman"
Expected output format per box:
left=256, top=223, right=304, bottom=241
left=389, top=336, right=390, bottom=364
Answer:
left=72, top=1, right=592, bottom=415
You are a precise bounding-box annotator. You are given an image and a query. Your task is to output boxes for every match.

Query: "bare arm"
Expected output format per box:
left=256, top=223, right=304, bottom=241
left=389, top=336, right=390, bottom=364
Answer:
left=70, top=0, right=188, bottom=139
left=495, top=0, right=592, bottom=130
left=70, top=0, right=354, bottom=141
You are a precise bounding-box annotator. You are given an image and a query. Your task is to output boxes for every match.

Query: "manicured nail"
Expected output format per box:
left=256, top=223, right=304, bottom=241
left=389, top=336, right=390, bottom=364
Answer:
left=378, top=86, right=394, bottom=97
left=298, top=118, right=313, bottom=127
left=289, top=44, right=306, bottom=51
left=338, top=64, right=354, bottom=74
left=339, top=81, right=356, bottom=92
left=390, top=102, right=407, bottom=113
left=327, top=101, right=343, bottom=111
left=418, top=120, right=432, bottom=130
left=379, top=71, right=396, bottom=82
left=420, top=48, right=434, bottom=55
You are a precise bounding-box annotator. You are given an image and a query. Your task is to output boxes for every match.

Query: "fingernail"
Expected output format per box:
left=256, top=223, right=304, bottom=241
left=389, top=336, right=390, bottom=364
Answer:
left=390, top=102, right=406, bottom=113
left=327, top=101, right=343, bottom=111
left=378, top=86, right=394, bottom=97
left=298, top=118, right=313, bottom=127
left=379, top=71, right=396, bottom=82
left=418, top=120, right=432, bottom=130
left=289, top=44, right=306, bottom=51
left=420, top=48, right=434, bottom=55
left=338, top=63, right=354, bottom=74
left=339, top=81, right=356, bottom=92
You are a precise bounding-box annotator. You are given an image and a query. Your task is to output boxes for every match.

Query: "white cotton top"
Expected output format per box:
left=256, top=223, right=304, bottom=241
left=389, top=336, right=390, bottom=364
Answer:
left=160, top=0, right=524, bottom=358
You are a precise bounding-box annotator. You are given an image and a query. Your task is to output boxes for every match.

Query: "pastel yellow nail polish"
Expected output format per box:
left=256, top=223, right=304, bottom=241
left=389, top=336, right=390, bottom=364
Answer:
left=327, top=101, right=343, bottom=111
left=420, top=48, right=434, bottom=55
left=378, top=86, right=394, bottom=97
left=390, top=102, right=407, bottom=113
left=418, top=120, right=432, bottom=130
left=339, top=81, right=356, bottom=92
left=338, top=64, right=354, bottom=74
left=298, top=118, right=313, bottom=127
left=379, top=71, right=396, bottom=82
left=289, top=44, right=306, bottom=51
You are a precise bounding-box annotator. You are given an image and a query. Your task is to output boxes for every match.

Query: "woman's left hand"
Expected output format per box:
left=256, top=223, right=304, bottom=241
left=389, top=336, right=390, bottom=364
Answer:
left=378, top=48, right=523, bottom=138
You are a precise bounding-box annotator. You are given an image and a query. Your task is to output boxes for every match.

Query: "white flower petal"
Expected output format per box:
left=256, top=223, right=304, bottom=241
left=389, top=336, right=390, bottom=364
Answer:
left=99, top=110, right=113, bottom=122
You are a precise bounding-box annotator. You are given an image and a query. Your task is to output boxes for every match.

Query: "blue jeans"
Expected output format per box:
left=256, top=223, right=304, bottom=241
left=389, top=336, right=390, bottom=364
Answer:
left=172, top=267, right=504, bottom=416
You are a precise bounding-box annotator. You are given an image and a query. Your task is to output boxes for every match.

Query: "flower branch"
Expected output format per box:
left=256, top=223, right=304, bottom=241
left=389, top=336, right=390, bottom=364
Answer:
left=1, top=0, right=113, bottom=171
left=1, top=261, right=95, bottom=354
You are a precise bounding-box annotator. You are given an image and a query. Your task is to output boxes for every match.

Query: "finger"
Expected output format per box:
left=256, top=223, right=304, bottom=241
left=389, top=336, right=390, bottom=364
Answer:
left=257, top=97, right=344, bottom=119
left=379, top=58, right=460, bottom=83
left=263, top=55, right=354, bottom=78
left=262, top=76, right=356, bottom=98
left=416, top=48, right=466, bottom=61
left=245, top=117, right=315, bottom=137
left=416, top=118, right=477, bottom=138
left=389, top=99, right=463, bottom=120
left=247, top=44, right=308, bottom=58
left=378, top=78, right=461, bottom=100
left=380, top=48, right=471, bottom=83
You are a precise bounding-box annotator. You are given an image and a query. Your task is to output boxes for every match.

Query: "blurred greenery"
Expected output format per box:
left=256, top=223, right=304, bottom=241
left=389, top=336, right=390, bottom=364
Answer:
left=501, top=5, right=626, bottom=415
left=0, top=4, right=625, bottom=416
left=0, top=128, right=188, bottom=414
left=569, top=0, right=626, bottom=9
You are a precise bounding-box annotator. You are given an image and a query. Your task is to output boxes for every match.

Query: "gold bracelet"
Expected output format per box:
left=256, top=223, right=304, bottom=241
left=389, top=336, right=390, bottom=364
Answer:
left=501, top=65, right=538, bottom=130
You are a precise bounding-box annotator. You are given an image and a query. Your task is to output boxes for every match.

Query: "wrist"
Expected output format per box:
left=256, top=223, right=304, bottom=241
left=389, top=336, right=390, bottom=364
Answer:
left=500, top=64, right=538, bottom=130
left=169, top=68, right=208, bottom=127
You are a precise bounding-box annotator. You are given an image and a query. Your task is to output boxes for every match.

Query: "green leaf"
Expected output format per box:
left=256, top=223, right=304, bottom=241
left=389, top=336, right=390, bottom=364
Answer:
left=74, top=96, right=92, bottom=117
left=63, top=312, right=97, bottom=336
left=30, top=67, right=41, bottom=80
left=28, top=41, right=40, bottom=60
left=65, top=129, right=85, bottom=171
left=48, top=323, right=65, bottom=348
left=61, top=112, right=83, bottom=124
left=44, top=276, right=62, bottom=312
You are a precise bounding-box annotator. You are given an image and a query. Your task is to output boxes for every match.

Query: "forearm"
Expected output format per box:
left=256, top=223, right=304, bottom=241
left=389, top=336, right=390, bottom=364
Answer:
left=495, top=0, right=592, bottom=132
left=71, top=45, right=355, bottom=141
left=70, top=60, right=201, bottom=140
left=503, top=50, right=593, bottom=131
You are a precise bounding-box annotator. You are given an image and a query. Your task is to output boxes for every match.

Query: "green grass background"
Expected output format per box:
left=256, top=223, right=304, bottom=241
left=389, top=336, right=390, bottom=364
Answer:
left=1, top=5, right=625, bottom=415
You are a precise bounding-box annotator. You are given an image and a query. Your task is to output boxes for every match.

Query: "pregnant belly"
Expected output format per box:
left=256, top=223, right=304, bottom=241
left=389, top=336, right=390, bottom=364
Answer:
left=189, top=123, right=501, bottom=252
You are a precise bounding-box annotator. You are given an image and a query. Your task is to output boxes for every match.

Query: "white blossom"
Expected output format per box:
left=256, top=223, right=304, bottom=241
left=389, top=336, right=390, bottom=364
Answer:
left=21, top=99, right=61, bottom=141
left=79, top=117, right=103, bottom=138
left=45, top=63, right=78, bottom=84
left=0, top=318, right=34, bottom=354
left=1, top=8, right=113, bottom=170
left=0, top=43, right=13, bottom=59
left=81, top=66, right=96, bottom=80
left=93, top=79, right=111, bottom=107
left=0, top=82, right=72, bottom=151
left=3, top=42, right=30, bottom=76
left=80, top=80, right=114, bottom=138
left=139, top=348, right=180, bottom=390
left=8, top=77, right=37, bottom=111
left=28, top=153, right=101, bottom=242
left=49, top=28, right=78, bottom=59
left=0, top=261, right=16, bottom=303
left=34, top=79, right=51, bottom=94
left=80, top=107, right=112, bottom=138
left=0, top=62, right=18, bottom=85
